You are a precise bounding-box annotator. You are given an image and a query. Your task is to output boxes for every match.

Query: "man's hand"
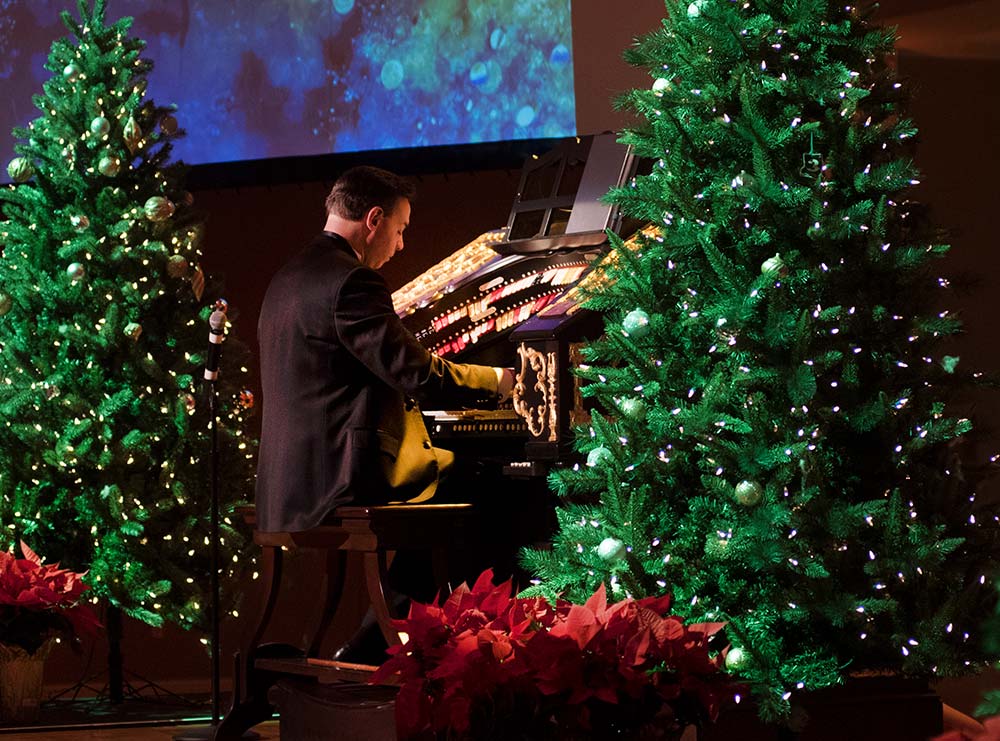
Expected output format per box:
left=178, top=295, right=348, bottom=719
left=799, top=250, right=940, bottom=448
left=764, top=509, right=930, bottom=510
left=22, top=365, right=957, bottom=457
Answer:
left=494, top=367, right=515, bottom=403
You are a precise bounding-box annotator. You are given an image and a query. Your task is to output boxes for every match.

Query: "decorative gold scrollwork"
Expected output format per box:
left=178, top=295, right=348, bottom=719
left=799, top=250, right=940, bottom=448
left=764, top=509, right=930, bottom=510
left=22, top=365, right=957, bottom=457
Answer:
left=513, top=343, right=558, bottom=442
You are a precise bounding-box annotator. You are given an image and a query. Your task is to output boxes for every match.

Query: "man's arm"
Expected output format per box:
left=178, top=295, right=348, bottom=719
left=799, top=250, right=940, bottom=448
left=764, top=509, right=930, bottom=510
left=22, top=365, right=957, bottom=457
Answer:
left=335, top=265, right=501, bottom=406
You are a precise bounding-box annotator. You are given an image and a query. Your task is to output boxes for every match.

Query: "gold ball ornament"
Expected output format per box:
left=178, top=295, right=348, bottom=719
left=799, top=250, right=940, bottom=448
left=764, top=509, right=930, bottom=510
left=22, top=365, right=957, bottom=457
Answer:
left=123, top=116, right=142, bottom=154
left=70, top=214, right=90, bottom=231
left=67, top=262, right=86, bottom=282
left=63, top=63, right=81, bottom=81
left=90, top=116, right=111, bottom=137
left=238, top=390, right=255, bottom=410
left=98, top=155, right=121, bottom=177
left=0, top=293, right=11, bottom=316
left=180, top=191, right=195, bottom=207
left=734, top=480, right=763, bottom=506
left=7, top=157, right=34, bottom=183
left=124, top=322, right=142, bottom=341
left=166, top=254, right=190, bottom=278
left=144, top=196, right=175, bottom=222
left=160, top=115, right=179, bottom=135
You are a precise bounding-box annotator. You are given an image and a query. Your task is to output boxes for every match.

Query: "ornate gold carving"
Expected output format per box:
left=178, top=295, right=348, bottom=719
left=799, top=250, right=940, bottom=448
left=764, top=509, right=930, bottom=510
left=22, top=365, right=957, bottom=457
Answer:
left=513, top=343, right=558, bottom=442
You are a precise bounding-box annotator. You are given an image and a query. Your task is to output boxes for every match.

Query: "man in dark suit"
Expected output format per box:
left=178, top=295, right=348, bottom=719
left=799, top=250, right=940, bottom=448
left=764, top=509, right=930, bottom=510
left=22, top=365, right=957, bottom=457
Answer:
left=255, top=166, right=513, bottom=534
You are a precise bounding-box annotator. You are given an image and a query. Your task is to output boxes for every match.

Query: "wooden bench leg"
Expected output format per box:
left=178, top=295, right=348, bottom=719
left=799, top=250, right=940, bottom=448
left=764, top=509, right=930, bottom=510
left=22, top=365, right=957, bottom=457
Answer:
left=308, top=549, right=347, bottom=657
left=363, top=551, right=402, bottom=647
left=246, top=544, right=283, bottom=667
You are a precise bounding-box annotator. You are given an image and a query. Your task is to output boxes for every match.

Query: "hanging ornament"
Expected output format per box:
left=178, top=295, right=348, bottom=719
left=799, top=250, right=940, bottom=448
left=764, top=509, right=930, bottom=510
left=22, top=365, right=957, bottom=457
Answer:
left=123, top=117, right=142, bottom=154
left=144, top=196, right=176, bottom=222
left=98, top=155, right=121, bottom=177
left=70, top=214, right=90, bottom=231
left=587, top=446, right=613, bottom=468
left=180, top=191, right=195, bottom=207
left=90, top=116, right=111, bottom=137
left=190, top=267, right=206, bottom=301
left=734, top=480, right=763, bottom=506
left=651, top=77, right=671, bottom=95
left=160, top=115, right=179, bottom=135
left=725, top=646, right=748, bottom=671
left=44, top=383, right=60, bottom=400
left=7, top=157, right=34, bottom=183
left=687, top=0, right=706, bottom=17
left=760, top=253, right=787, bottom=276
left=63, top=63, right=81, bottom=81
left=166, top=254, right=190, bottom=278
left=730, top=170, right=755, bottom=189
left=183, top=393, right=196, bottom=413
left=0, top=293, right=11, bottom=316
left=800, top=132, right=824, bottom=180
left=618, top=397, right=647, bottom=421
left=67, top=262, right=86, bottom=282
left=124, top=322, right=142, bottom=341
left=238, top=390, right=255, bottom=410
left=623, top=309, right=651, bottom=338
left=597, top=537, right=626, bottom=562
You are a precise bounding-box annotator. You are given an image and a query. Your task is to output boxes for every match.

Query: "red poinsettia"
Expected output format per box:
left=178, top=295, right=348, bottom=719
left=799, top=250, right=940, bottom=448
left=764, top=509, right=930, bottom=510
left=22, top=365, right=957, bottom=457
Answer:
left=372, top=570, right=738, bottom=740
left=0, top=542, right=101, bottom=655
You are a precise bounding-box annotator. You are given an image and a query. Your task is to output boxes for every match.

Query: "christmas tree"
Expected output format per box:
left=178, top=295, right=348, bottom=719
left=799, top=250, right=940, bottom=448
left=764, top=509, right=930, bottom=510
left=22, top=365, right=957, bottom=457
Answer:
left=523, top=0, right=1000, bottom=715
left=0, top=0, right=256, bottom=631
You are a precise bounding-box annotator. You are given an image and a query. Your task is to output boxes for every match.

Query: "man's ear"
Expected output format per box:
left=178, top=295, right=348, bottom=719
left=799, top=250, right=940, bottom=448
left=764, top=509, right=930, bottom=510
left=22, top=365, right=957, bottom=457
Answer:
left=364, top=206, right=383, bottom=231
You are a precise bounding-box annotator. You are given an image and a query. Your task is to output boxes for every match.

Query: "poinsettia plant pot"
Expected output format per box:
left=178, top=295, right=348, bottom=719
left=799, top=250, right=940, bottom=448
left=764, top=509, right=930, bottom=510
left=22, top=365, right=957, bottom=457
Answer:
left=0, top=641, right=52, bottom=723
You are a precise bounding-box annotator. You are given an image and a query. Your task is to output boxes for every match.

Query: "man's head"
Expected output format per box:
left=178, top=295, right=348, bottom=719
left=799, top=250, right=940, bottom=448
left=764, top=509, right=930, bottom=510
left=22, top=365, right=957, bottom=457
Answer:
left=324, top=166, right=416, bottom=269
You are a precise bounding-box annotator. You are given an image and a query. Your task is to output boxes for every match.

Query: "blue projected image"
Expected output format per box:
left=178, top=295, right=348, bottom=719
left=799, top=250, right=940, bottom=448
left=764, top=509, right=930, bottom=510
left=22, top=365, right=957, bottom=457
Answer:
left=0, top=0, right=576, bottom=167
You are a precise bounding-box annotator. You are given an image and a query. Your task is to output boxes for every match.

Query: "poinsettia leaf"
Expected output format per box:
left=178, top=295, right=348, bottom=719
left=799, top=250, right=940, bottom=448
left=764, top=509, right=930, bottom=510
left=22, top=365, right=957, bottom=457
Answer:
left=583, top=581, right=608, bottom=617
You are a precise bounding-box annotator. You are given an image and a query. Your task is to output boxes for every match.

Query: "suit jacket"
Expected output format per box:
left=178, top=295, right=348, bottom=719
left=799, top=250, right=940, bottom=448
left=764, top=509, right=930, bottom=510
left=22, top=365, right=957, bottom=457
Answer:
left=255, top=232, right=499, bottom=532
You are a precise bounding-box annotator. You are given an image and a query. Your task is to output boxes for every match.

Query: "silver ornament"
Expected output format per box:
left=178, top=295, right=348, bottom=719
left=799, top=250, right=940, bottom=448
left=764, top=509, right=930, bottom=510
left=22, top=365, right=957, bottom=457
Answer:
left=597, top=537, right=626, bottom=562
left=70, top=214, right=90, bottom=231
left=98, top=155, right=121, bottom=177
left=144, top=196, right=175, bottom=222
left=67, top=262, right=86, bottom=281
left=734, top=480, right=763, bottom=506
left=90, top=116, right=111, bottom=137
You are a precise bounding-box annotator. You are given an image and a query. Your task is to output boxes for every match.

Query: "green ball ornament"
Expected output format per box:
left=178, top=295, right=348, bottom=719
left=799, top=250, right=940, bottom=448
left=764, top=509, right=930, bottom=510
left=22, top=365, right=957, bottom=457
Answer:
left=90, top=116, right=111, bottom=137
left=70, top=214, right=90, bottom=231
left=734, top=480, right=763, bottom=506
left=160, top=115, right=179, bottom=135
left=587, top=446, right=612, bottom=468
left=597, top=537, right=626, bottom=562
left=63, top=63, right=81, bottom=81
left=725, top=646, right=748, bottom=671
left=144, top=196, right=175, bottom=222
left=623, top=309, right=651, bottom=338
left=0, top=293, right=11, bottom=317
left=619, top=397, right=647, bottom=421
left=7, top=157, right=34, bottom=183
left=98, top=155, right=121, bottom=177
left=67, top=262, right=86, bottom=282
left=761, top=253, right=786, bottom=275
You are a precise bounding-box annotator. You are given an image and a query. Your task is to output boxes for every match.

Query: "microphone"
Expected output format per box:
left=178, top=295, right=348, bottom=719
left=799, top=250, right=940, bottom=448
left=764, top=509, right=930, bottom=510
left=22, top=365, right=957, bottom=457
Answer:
left=204, top=299, right=228, bottom=382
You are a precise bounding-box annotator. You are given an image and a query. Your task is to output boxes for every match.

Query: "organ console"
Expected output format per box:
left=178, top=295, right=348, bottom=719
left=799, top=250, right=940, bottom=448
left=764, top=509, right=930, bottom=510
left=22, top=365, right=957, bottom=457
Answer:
left=392, top=134, right=642, bottom=476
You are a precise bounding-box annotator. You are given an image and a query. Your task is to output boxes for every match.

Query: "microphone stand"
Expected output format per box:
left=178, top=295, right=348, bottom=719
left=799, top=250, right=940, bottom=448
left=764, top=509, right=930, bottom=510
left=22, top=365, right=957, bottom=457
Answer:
left=175, top=302, right=257, bottom=740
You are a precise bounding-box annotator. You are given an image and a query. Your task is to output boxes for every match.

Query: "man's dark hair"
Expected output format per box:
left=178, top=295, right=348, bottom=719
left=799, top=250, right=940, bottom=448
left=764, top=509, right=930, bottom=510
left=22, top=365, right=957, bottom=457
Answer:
left=325, top=166, right=416, bottom=220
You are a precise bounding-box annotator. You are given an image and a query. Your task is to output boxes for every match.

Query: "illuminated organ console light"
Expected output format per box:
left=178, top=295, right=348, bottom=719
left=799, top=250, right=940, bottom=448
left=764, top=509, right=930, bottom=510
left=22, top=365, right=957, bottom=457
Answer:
left=391, top=134, right=641, bottom=472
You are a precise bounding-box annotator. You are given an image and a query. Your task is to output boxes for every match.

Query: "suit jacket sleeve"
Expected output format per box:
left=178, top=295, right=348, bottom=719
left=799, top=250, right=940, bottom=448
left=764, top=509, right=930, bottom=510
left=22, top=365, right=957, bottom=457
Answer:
left=334, top=265, right=499, bottom=406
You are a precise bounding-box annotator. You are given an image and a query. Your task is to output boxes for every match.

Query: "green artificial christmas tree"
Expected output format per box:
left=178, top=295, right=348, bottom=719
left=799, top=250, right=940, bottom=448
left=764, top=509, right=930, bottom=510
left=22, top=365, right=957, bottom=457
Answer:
left=0, top=0, right=256, bottom=631
left=523, top=0, right=1000, bottom=716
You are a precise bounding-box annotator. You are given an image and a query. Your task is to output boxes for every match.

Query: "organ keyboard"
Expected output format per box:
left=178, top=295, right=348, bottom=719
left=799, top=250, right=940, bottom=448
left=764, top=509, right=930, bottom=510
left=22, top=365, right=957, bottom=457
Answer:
left=391, top=134, right=640, bottom=473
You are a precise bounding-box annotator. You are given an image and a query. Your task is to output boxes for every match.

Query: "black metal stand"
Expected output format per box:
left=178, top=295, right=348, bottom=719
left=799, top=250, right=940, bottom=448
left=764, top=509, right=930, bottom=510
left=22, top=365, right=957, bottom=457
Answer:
left=174, top=374, right=257, bottom=741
